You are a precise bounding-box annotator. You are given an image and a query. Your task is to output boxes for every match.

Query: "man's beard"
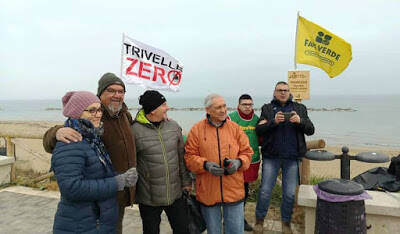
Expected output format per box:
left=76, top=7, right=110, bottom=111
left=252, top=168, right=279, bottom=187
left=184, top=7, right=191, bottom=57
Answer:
left=107, top=103, right=122, bottom=115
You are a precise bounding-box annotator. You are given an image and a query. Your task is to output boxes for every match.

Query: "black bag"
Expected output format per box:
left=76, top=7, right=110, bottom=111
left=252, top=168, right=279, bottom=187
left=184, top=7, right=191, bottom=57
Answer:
left=388, top=154, right=400, bottom=180
left=352, top=167, right=400, bottom=192
left=183, top=191, right=206, bottom=234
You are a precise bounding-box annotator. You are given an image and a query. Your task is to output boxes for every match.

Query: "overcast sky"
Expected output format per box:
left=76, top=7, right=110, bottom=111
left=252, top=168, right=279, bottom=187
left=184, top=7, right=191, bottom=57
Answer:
left=1, top=0, right=399, bottom=100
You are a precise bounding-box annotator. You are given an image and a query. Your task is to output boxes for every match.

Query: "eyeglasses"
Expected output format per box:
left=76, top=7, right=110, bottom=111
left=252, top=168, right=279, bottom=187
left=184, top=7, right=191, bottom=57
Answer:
left=105, top=88, right=125, bottom=95
left=275, top=89, right=289, bottom=93
left=240, top=103, right=253, bottom=107
left=84, top=107, right=103, bottom=115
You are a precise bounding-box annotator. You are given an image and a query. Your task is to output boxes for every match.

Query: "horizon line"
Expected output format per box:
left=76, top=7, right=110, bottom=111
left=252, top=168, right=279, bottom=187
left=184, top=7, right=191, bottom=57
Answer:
left=1, top=93, right=400, bottom=101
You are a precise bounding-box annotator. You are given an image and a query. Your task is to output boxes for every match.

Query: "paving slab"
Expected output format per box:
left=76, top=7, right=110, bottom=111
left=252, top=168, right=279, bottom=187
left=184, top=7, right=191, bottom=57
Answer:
left=0, top=186, right=302, bottom=234
left=0, top=186, right=172, bottom=234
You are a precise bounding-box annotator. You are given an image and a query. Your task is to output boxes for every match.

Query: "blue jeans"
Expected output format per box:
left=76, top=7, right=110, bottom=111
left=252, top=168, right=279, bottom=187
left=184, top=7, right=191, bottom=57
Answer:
left=201, top=202, right=244, bottom=234
left=255, top=158, right=299, bottom=222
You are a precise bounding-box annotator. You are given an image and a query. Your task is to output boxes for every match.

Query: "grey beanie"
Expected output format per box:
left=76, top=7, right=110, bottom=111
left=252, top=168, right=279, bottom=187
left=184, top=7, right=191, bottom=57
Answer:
left=97, top=73, right=126, bottom=96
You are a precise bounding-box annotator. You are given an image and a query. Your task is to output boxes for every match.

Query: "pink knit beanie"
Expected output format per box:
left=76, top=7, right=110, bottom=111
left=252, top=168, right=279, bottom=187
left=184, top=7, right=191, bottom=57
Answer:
left=62, top=91, right=100, bottom=119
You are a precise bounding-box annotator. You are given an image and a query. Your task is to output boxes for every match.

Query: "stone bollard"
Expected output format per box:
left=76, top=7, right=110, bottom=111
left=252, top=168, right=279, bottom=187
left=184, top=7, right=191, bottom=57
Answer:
left=0, top=156, right=15, bottom=185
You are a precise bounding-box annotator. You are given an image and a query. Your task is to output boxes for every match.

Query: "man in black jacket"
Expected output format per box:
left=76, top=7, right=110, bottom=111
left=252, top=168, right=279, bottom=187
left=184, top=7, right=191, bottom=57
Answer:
left=253, top=81, right=314, bottom=234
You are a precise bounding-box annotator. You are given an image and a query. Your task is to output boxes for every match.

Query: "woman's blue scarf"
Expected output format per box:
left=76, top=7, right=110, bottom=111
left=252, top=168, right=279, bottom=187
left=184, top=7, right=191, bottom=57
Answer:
left=64, top=118, right=113, bottom=172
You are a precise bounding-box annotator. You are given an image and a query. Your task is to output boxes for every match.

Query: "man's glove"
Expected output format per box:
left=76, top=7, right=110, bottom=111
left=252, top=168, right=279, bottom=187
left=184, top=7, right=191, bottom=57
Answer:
left=204, top=161, right=224, bottom=177
left=115, top=167, right=138, bottom=191
left=125, top=167, right=138, bottom=187
left=224, top=159, right=242, bottom=175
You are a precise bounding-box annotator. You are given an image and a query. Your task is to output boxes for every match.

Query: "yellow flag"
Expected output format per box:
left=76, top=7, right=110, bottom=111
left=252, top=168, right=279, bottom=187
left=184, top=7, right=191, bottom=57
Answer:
left=296, top=16, right=352, bottom=78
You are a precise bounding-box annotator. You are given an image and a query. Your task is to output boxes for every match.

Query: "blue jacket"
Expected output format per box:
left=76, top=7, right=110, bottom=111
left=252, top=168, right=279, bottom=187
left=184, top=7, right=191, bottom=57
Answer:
left=52, top=134, right=119, bottom=233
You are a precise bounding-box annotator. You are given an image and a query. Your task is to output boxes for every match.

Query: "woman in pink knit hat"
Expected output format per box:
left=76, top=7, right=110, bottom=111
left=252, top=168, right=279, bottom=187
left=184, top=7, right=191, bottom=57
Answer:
left=51, top=91, right=137, bottom=234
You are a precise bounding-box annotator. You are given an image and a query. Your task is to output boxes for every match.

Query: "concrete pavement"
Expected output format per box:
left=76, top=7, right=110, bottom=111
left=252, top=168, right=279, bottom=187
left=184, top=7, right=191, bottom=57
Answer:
left=0, top=186, right=303, bottom=234
left=0, top=186, right=172, bottom=234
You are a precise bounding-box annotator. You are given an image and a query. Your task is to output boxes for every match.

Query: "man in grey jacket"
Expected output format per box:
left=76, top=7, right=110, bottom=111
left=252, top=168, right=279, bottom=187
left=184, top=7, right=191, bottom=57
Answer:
left=132, top=90, right=192, bottom=234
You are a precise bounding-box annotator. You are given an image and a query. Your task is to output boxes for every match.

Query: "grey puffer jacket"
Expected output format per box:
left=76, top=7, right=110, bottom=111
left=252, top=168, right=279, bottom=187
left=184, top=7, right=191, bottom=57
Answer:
left=132, top=110, right=191, bottom=206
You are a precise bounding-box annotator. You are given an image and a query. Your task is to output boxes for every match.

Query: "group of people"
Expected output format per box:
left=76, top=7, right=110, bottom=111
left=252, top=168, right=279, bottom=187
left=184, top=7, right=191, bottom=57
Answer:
left=44, top=72, right=314, bottom=234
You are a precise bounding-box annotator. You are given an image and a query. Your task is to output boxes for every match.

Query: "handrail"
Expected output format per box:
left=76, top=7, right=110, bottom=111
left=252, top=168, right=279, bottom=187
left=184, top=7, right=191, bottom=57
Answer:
left=0, top=132, right=44, bottom=139
left=306, top=139, right=326, bottom=150
left=0, top=131, right=45, bottom=182
left=11, top=138, right=49, bottom=161
left=0, top=128, right=325, bottom=184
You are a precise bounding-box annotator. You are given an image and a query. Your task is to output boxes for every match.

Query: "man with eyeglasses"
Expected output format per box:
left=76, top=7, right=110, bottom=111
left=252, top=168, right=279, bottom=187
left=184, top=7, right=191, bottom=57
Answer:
left=43, top=73, right=137, bottom=234
left=253, top=81, right=314, bottom=234
left=228, top=94, right=260, bottom=232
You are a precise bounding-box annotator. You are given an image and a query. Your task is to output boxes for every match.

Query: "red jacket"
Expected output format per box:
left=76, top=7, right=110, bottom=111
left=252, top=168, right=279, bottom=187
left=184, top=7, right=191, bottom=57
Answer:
left=185, top=118, right=253, bottom=206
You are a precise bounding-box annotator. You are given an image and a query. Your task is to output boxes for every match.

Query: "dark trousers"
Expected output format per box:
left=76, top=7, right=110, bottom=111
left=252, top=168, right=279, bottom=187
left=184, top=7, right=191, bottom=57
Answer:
left=244, top=182, right=249, bottom=221
left=138, top=197, right=189, bottom=234
left=244, top=182, right=249, bottom=203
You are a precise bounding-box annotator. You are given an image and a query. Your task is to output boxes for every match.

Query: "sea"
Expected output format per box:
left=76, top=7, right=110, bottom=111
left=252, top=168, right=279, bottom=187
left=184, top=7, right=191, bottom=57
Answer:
left=0, top=95, right=399, bottom=149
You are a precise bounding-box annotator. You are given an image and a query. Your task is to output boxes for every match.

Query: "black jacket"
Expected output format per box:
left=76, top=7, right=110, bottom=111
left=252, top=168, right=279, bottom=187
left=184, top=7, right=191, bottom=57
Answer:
left=256, top=99, right=314, bottom=159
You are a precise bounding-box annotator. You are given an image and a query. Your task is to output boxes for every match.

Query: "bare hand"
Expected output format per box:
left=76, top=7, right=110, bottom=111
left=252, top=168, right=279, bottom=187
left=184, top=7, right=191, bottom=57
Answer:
left=274, top=111, right=285, bottom=124
left=56, top=127, right=82, bottom=143
left=289, top=111, right=300, bottom=124
left=258, top=119, right=268, bottom=125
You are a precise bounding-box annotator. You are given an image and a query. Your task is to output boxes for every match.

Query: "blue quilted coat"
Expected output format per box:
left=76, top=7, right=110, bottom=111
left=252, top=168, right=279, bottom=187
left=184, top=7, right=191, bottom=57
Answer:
left=51, top=119, right=119, bottom=234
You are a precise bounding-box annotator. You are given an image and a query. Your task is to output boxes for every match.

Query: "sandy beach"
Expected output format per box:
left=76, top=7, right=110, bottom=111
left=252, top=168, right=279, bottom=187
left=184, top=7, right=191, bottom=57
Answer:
left=1, top=120, right=399, bottom=178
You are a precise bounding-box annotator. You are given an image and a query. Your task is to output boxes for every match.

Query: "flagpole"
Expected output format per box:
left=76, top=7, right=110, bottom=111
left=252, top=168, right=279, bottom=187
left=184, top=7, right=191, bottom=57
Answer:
left=294, top=11, right=300, bottom=70
left=120, top=33, right=125, bottom=78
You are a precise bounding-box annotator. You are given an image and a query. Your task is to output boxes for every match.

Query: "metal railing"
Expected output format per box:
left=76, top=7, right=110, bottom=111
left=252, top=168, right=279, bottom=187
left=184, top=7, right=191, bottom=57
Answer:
left=305, top=146, right=390, bottom=180
left=1, top=126, right=326, bottom=185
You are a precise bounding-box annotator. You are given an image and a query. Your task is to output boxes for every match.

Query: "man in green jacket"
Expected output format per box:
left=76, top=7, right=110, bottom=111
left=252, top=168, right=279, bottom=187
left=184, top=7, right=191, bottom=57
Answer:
left=132, top=90, right=192, bottom=234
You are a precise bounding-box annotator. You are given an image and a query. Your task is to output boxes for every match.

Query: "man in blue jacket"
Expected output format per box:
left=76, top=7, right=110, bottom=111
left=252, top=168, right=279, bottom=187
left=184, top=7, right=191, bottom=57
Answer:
left=254, top=81, right=314, bottom=234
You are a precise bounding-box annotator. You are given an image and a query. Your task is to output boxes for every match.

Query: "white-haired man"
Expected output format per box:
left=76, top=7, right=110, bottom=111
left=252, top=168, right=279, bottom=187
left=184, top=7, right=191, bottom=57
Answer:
left=185, top=94, right=253, bottom=234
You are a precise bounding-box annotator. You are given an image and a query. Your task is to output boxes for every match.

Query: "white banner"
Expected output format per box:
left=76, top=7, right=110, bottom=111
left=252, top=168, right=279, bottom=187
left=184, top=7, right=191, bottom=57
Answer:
left=121, top=34, right=184, bottom=92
